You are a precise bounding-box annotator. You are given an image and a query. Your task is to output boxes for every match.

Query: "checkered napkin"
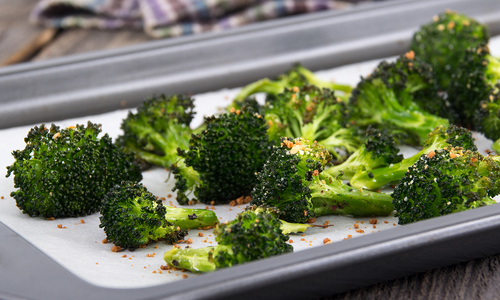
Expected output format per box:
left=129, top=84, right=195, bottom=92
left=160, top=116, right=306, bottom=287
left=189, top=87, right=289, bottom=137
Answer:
left=30, top=0, right=355, bottom=38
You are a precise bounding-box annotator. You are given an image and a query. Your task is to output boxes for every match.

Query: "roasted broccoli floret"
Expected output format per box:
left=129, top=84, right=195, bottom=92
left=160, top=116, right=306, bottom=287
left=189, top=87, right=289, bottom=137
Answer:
left=172, top=110, right=274, bottom=205
left=6, top=122, right=142, bottom=219
left=116, top=94, right=195, bottom=169
left=262, top=85, right=360, bottom=159
left=410, top=10, right=489, bottom=90
left=163, top=209, right=293, bottom=272
left=250, top=137, right=394, bottom=224
left=325, top=127, right=403, bottom=179
left=392, top=148, right=500, bottom=225
left=232, top=63, right=352, bottom=104
left=350, top=125, right=478, bottom=190
left=475, top=84, right=500, bottom=153
left=448, top=44, right=500, bottom=128
left=348, top=51, right=450, bottom=145
left=99, top=182, right=219, bottom=249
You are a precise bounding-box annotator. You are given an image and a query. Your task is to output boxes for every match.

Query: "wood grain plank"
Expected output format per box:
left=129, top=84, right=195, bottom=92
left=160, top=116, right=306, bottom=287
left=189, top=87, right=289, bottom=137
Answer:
left=324, top=255, right=500, bottom=300
left=0, top=0, right=46, bottom=64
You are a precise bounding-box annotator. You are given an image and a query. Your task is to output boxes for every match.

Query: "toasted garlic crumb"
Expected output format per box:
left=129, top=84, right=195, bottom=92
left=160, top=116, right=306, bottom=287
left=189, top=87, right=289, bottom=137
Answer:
left=405, top=50, right=415, bottom=60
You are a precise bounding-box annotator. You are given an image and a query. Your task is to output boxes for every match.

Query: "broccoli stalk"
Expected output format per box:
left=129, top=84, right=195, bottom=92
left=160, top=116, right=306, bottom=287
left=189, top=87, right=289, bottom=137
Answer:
left=6, top=122, right=142, bottom=218
left=164, top=246, right=216, bottom=272
left=348, top=51, right=450, bottom=145
left=250, top=137, right=394, bottom=224
left=232, top=64, right=352, bottom=103
left=172, top=110, right=274, bottom=205
left=392, top=148, right=500, bottom=225
left=350, top=125, right=478, bottom=191
left=165, top=206, right=218, bottom=229
left=245, top=204, right=317, bottom=234
left=116, top=94, right=196, bottom=169
left=99, top=182, right=219, bottom=249
left=325, top=127, right=403, bottom=179
left=163, top=209, right=293, bottom=272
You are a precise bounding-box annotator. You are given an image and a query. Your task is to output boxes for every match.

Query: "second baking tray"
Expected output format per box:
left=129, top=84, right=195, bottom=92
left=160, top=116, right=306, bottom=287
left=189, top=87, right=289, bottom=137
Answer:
left=1, top=0, right=500, bottom=299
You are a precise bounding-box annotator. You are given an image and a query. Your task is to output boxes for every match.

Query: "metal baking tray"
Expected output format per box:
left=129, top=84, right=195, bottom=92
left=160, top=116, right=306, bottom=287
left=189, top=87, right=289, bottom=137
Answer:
left=1, top=0, right=500, bottom=299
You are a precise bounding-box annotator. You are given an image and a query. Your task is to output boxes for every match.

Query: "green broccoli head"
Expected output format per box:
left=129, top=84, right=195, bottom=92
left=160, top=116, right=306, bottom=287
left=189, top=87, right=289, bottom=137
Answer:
left=410, top=10, right=489, bottom=89
left=325, top=127, right=403, bottom=179
left=392, top=148, right=499, bottom=225
left=476, top=84, right=500, bottom=150
left=6, top=122, right=142, bottom=219
left=349, top=52, right=450, bottom=145
left=163, top=209, right=293, bottom=272
left=448, top=44, right=500, bottom=128
left=250, top=137, right=331, bottom=223
left=265, top=85, right=360, bottom=158
left=211, top=209, right=293, bottom=268
left=423, top=124, right=478, bottom=152
left=173, top=110, right=274, bottom=205
left=446, top=43, right=500, bottom=127
left=99, top=182, right=186, bottom=250
left=116, top=94, right=195, bottom=169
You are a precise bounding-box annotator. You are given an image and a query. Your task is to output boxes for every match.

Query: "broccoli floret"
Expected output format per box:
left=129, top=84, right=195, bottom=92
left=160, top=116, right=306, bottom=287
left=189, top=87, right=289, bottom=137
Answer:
left=163, top=209, right=293, bottom=272
left=263, top=85, right=361, bottom=159
left=250, top=137, right=394, bottom=223
left=392, top=148, right=499, bottom=225
left=410, top=10, right=489, bottom=89
left=350, top=125, right=478, bottom=190
left=6, top=122, right=142, bottom=219
left=172, top=110, right=274, bottom=205
left=448, top=44, right=500, bottom=128
left=232, top=63, right=352, bottom=104
left=325, top=127, right=403, bottom=179
left=348, top=51, right=450, bottom=145
left=99, top=182, right=219, bottom=249
left=475, top=84, right=500, bottom=152
left=116, top=94, right=195, bottom=169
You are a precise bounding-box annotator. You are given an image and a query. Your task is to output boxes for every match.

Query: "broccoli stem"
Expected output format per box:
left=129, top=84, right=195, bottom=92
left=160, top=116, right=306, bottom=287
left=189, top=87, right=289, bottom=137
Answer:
left=310, top=173, right=394, bottom=217
left=165, top=206, right=218, bottom=229
left=234, top=78, right=285, bottom=101
left=349, top=130, right=457, bottom=190
left=354, top=79, right=449, bottom=144
left=233, top=69, right=352, bottom=101
left=486, top=55, right=500, bottom=84
left=279, top=220, right=313, bottom=234
left=297, top=66, right=352, bottom=93
left=163, top=246, right=217, bottom=273
left=316, top=128, right=360, bottom=159
left=171, top=158, right=202, bottom=205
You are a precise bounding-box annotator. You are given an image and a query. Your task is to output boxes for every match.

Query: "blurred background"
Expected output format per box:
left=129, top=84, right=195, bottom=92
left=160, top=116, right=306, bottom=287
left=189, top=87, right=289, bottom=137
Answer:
left=0, top=0, right=381, bottom=66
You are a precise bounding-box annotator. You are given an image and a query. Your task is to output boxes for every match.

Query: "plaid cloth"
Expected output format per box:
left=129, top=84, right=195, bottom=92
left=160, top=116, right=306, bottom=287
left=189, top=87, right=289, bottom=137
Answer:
left=30, top=0, right=361, bottom=38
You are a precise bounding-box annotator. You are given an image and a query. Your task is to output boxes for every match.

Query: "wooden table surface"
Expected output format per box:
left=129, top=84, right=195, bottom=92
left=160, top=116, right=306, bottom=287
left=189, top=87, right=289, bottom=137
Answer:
left=2, top=1, right=500, bottom=299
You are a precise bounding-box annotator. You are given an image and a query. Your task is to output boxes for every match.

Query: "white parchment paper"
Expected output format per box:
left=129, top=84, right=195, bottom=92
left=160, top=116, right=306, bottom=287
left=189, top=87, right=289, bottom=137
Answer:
left=1, top=37, right=499, bottom=288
